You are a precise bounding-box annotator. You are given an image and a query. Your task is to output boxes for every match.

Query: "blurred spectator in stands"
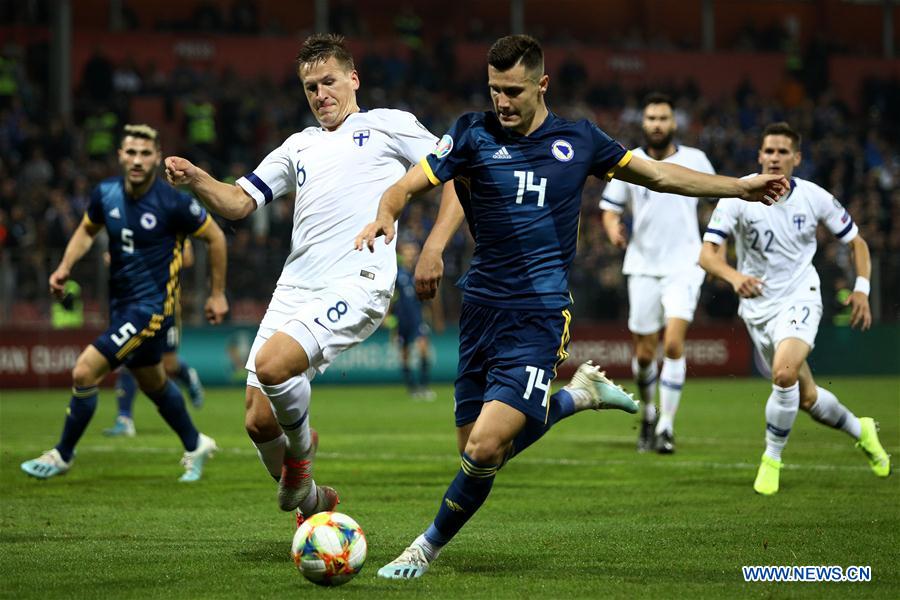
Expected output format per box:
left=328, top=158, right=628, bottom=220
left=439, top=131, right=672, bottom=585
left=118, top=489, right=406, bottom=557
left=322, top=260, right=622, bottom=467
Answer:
left=84, top=106, right=119, bottom=161
left=44, top=187, right=78, bottom=249
left=230, top=0, right=259, bottom=34
left=395, top=3, right=423, bottom=50
left=19, top=146, right=53, bottom=188
left=193, top=1, right=224, bottom=31
left=82, top=49, right=114, bottom=104
left=330, top=0, right=362, bottom=36
left=113, top=58, right=143, bottom=96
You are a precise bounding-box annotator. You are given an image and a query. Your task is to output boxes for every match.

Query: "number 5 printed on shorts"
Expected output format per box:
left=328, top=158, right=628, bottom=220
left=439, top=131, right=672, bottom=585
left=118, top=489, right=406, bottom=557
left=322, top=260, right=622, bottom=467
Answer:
left=523, top=365, right=551, bottom=407
left=111, top=322, right=137, bottom=347
left=315, top=300, right=349, bottom=331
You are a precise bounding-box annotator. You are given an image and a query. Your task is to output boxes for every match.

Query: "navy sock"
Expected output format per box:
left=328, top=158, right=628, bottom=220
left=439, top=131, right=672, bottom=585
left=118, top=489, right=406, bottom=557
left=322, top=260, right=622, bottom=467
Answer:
left=146, top=380, right=199, bottom=451
left=173, top=360, right=192, bottom=388
left=56, top=386, right=99, bottom=462
left=402, top=363, right=414, bottom=390
left=507, top=389, right=576, bottom=461
left=419, top=355, right=430, bottom=388
left=115, top=370, right=137, bottom=418
left=424, top=453, right=498, bottom=547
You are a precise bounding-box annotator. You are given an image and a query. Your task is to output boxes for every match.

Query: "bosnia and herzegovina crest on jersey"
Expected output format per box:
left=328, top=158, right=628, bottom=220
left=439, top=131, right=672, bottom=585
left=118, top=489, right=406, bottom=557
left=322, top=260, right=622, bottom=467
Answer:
left=434, top=134, right=453, bottom=159
left=551, top=139, right=574, bottom=162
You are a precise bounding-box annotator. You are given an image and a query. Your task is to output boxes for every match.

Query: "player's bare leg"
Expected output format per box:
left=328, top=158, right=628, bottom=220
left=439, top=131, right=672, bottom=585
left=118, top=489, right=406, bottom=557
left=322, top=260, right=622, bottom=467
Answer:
left=21, top=345, right=110, bottom=479
left=632, top=332, right=659, bottom=452
left=795, top=362, right=890, bottom=476
left=255, top=333, right=322, bottom=512
left=655, top=317, right=690, bottom=454
left=753, top=338, right=809, bottom=495
left=379, top=402, right=524, bottom=579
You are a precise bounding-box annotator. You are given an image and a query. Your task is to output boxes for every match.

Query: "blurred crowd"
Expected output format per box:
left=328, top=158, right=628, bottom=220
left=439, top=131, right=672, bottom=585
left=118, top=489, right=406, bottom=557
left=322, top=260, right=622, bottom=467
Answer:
left=1, top=24, right=898, bottom=326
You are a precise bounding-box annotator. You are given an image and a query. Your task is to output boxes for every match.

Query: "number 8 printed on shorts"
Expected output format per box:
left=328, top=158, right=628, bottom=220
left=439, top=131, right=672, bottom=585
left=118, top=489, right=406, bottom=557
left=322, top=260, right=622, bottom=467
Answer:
left=314, top=300, right=349, bottom=331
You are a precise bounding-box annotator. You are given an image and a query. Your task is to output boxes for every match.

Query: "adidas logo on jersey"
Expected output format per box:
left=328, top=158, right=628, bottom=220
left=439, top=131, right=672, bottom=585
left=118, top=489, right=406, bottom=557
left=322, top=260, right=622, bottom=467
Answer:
left=492, top=146, right=512, bottom=160
left=109, top=207, right=121, bottom=219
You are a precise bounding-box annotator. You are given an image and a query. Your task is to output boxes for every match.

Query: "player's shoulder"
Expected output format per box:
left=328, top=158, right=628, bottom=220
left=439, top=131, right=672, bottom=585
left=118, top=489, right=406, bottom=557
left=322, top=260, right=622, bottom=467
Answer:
left=94, top=176, right=122, bottom=196
left=674, top=145, right=710, bottom=161
left=791, top=176, right=832, bottom=201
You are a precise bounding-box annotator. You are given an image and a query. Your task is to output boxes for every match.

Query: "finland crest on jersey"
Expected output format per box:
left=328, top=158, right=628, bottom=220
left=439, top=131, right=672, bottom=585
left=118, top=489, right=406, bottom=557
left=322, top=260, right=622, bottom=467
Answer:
left=703, top=176, right=859, bottom=324
left=235, top=109, right=438, bottom=291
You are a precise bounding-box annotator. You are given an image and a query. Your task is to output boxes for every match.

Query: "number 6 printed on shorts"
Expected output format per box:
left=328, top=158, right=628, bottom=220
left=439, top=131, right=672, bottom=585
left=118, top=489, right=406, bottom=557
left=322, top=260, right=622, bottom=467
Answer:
left=523, top=365, right=551, bottom=407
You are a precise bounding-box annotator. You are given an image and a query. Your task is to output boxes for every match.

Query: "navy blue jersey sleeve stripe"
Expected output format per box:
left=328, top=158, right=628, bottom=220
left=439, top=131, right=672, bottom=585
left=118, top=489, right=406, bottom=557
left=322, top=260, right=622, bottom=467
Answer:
left=705, top=228, right=728, bottom=239
left=601, top=196, right=625, bottom=207
left=835, top=220, right=854, bottom=239
left=246, top=173, right=273, bottom=205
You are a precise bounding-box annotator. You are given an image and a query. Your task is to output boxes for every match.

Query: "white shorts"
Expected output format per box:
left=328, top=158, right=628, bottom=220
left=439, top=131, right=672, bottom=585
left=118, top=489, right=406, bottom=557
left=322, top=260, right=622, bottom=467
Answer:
left=745, top=297, right=822, bottom=369
left=627, top=267, right=705, bottom=335
left=245, top=282, right=392, bottom=388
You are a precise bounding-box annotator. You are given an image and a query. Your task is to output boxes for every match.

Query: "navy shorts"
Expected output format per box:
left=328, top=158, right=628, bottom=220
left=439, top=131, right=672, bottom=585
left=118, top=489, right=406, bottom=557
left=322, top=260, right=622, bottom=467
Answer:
left=397, top=317, right=428, bottom=347
left=454, top=301, right=572, bottom=426
left=92, top=306, right=175, bottom=369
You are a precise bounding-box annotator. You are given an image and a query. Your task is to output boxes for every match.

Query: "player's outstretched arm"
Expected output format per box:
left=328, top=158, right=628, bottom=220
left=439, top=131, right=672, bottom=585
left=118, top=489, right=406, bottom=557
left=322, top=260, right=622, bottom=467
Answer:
left=355, top=162, right=436, bottom=253
left=699, top=240, right=764, bottom=299
left=616, top=156, right=788, bottom=205
left=601, top=210, right=627, bottom=249
left=415, top=183, right=464, bottom=300
left=845, top=235, right=872, bottom=330
left=193, top=217, right=229, bottom=324
left=165, top=156, right=256, bottom=220
left=49, top=219, right=102, bottom=299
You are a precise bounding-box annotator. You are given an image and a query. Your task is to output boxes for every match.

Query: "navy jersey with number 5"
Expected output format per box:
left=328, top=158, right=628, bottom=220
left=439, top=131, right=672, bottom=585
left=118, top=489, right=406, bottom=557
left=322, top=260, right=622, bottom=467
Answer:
left=84, top=177, right=211, bottom=315
left=422, top=111, right=631, bottom=310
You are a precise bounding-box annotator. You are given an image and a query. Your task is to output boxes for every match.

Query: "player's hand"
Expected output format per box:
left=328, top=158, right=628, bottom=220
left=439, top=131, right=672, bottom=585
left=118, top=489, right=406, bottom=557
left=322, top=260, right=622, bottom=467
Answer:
left=354, top=217, right=395, bottom=253
left=414, top=247, right=444, bottom=300
left=739, top=174, right=789, bottom=206
left=49, top=266, right=70, bottom=300
left=607, top=223, right=627, bottom=249
left=731, top=273, right=765, bottom=298
left=165, top=156, right=199, bottom=187
left=844, top=291, right=871, bottom=331
left=204, top=293, right=229, bottom=325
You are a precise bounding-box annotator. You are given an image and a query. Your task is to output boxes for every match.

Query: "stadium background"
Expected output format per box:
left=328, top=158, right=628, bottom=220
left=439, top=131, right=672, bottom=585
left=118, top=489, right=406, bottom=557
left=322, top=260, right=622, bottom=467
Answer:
left=1, top=0, right=898, bottom=387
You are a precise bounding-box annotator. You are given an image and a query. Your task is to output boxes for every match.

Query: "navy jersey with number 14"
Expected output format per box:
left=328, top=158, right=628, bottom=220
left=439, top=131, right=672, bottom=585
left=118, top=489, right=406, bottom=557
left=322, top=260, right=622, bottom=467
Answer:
left=422, top=111, right=630, bottom=309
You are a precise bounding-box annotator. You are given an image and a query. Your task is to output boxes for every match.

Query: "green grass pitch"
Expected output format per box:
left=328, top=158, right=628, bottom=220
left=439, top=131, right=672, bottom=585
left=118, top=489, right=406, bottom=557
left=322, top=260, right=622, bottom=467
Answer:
left=2, top=377, right=898, bottom=599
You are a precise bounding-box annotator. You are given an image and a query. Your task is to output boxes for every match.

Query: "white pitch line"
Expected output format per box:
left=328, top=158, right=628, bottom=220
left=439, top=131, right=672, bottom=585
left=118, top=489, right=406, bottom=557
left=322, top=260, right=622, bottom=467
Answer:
left=18, top=444, right=879, bottom=473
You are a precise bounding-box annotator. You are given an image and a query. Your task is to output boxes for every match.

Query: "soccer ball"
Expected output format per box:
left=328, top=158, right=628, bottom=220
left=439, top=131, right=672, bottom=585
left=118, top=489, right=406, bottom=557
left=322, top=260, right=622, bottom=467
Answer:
left=291, top=511, right=367, bottom=586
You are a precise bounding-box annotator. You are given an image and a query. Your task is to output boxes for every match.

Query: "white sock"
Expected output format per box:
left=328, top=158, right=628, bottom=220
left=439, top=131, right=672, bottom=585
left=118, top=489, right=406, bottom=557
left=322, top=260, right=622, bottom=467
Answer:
left=563, top=387, right=594, bottom=411
left=656, top=356, right=686, bottom=435
left=253, top=433, right=287, bottom=480
left=299, top=484, right=320, bottom=515
left=764, top=382, right=799, bottom=461
left=413, top=533, right=442, bottom=561
left=808, top=386, right=862, bottom=440
left=631, top=356, right=658, bottom=423
left=259, top=375, right=313, bottom=459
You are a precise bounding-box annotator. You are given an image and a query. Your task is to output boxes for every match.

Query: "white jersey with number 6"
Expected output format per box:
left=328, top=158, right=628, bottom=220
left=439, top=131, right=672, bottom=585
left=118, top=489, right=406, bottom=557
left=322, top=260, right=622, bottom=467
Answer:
left=702, top=176, right=858, bottom=325
left=236, top=109, right=438, bottom=292
left=600, top=145, right=715, bottom=276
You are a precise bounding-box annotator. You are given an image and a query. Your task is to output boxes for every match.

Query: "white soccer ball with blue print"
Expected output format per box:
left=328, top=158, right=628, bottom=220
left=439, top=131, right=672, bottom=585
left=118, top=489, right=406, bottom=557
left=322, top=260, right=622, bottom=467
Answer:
left=291, top=511, right=367, bottom=586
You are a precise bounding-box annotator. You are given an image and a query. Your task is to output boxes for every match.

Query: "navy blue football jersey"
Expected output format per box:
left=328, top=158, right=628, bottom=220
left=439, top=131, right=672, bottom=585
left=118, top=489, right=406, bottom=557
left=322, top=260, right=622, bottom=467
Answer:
left=422, top=111, right=630, bottom=309
left=394, top=265, right=422, bottom=325
left=84, top=176, right=211, bottom=314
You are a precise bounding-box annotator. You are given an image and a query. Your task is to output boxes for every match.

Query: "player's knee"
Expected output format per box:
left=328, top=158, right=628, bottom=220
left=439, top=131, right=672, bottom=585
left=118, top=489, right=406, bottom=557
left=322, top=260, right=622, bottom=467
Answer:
left=245, top=408, right=280, bottom=441
left=71, top=361, right=101, bottom=388
left=463, top=437, right=507, bottom=466
left=663, top=339, right=684, bottom=359
left=254, top=359, right=290, bottom=387
left=772, top=366, right=799, bottom=388
left=634, top=347, right=655, bottom=366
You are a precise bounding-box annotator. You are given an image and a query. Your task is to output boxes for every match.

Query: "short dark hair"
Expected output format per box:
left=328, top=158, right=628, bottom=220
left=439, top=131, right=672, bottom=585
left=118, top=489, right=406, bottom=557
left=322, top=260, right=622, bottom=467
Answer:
left=121, top=124, right=160, bottom=148
left=296, top=33, right=355, bottom=72
left=762, top=122, right=801, bottom=150
left=488, top=35, right=543, bottom=75
left=642, top=92, right=673, bottom=110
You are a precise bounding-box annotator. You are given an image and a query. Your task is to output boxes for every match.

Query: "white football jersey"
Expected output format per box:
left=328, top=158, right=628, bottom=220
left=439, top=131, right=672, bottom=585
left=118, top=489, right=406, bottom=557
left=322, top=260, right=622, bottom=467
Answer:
left=236, top=109, right=437, bottom=291
left=600, top=145, right=714, bottom=276
left=703, top=176, right=858, bottom=324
